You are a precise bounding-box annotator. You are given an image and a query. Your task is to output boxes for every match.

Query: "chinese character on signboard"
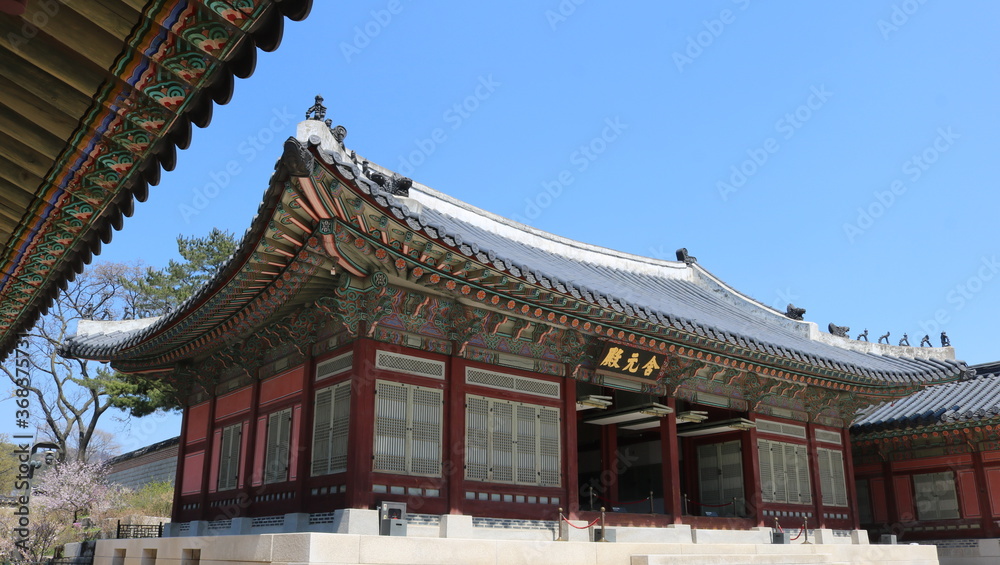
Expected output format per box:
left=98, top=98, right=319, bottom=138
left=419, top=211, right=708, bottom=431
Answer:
left=597, top=342, right=662, bottom=378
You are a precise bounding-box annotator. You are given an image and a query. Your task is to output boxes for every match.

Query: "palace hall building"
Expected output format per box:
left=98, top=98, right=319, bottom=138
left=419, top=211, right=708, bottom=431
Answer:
left=62, top=106, right=970, bottom=534
left=851, top=361, right=1000, bottom=547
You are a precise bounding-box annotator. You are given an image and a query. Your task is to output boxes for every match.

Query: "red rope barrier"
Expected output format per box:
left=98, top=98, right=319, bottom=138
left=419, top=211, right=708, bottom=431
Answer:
left=790, top=527, right=803, bottom=541
left=593, top=493, right=651, bottom=506
left=686, top=499, right=733, bottom=508
left=560, top=516, right=601, bottom=529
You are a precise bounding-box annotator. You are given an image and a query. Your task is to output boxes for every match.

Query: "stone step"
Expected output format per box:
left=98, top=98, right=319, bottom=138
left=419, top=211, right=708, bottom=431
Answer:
left=632, top=553, right=839, bottom=565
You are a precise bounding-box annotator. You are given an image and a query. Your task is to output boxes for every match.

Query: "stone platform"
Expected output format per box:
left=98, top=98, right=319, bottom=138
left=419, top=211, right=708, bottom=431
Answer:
left=89, top=531, right=937, bottom=565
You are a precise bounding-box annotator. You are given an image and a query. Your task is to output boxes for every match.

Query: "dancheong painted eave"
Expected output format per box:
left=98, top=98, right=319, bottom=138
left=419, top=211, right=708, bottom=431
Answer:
left=0, top=0, right=312, bottom=361
left=60, top=110, right=970, bottom=393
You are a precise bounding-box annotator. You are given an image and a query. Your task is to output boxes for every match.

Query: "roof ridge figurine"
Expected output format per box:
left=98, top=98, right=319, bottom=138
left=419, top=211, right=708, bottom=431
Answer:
left=675, top=248, right=697, bottom=265
left=785, top=304, right=805, bottom=321
left=828, top=323, right=849, bottom=338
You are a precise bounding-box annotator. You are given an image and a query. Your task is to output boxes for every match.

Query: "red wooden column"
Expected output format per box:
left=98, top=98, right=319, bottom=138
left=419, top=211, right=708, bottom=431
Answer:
left=741, top=415, right=764, bottom=526
left=293, top=351, right=318, bottom=511
left=239, top=373, right=263, bottom=514
left=660, top=397, right=682, bottom=522
left=841, top=427, right=861, bottom=530
left=171, top=407, right=190, bottom=522
left=563, top=375, right=579, bottom=518
left=806, top=423, right=826, bottom=528
left=197, top=392, right=217, bottom=520
left=881, top=457, right=899, bottom=526
left=446, top=354, right=466, bottom=514
left=970, top=447, right=997, bottom=537
left=599, top=423, right=619, bottom=507
left=346, top=337, right=376, bottom=508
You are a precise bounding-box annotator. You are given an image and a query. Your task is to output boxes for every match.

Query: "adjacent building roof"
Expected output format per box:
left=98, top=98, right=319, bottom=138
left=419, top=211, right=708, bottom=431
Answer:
left=853, top=372, right=1000, bottom=432
left=106, top=435, right=180, bottom=467
left=61, top=114, right=970, bottom=395
left=0, top=0, right=312, bottom=360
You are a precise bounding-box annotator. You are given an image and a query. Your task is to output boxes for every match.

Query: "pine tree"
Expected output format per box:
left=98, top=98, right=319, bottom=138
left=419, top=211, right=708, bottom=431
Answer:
left=124, top=228, right=238, bottom=316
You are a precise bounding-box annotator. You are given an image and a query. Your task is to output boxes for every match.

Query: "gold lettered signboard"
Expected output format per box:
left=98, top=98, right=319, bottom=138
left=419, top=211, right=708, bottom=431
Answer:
left=596, top=341, right=663, bottom=379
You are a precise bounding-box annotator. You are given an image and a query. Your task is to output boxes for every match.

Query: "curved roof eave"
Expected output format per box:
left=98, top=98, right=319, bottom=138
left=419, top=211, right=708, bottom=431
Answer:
left=0, top=0, right=313, bottom=361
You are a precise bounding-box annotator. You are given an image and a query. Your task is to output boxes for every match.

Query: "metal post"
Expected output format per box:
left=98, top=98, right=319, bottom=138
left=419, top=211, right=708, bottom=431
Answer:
left=803, top=517, right=810, bottom=544
left=683, top=493, right=688, bottom=515
left=732, top=497, right=737, bottom=517
left=599, top=507, right=607, bottom=542
left=557, top=508, right=566, bottom=541
left=649, top=491, right=654, bottom=514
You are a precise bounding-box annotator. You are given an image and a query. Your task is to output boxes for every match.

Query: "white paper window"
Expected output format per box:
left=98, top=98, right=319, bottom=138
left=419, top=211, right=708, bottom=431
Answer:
left=464, top=394, right=561, bottom=487
left=818, top=447, right=848, bottom=507
left=264, top=408, right=292, bottom=484
left=311, top=381, right=351, bottom=476
left=217, top=423, right=241, bottom=491
left=758, top=439, right=812, bottom=505
left=913, top=471, right=960, bottom=521
left=373, top=380, right=443, bottom=477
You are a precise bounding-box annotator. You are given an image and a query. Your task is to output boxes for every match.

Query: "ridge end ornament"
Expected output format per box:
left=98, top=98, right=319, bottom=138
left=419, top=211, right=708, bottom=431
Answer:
left=828, top=323, right=850, bottom=338
left=785, top=304, right=805, bottom=321
left=675, top=248, right=697, bottom=265
left=280, top=137, right=315, bottom=178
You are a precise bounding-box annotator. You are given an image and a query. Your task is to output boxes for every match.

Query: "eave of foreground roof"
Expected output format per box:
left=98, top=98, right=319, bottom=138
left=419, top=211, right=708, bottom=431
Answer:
left=61, top=115, right=970, bottom=395
left=0, top=0, right=312, bottom=361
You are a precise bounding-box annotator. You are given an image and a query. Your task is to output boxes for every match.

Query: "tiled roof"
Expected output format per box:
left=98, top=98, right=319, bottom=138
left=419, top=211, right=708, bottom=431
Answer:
left=61, top=123, right=970, bottom=386
left=393, top=182, right=966, bottom=384
left=105, top=436, right=180, bottom=466
left=852, top=373, right=1000, bottom=431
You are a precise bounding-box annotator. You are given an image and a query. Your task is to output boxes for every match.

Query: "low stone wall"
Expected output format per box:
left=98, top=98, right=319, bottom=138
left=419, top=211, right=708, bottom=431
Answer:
left=924, top=538, right=1000, bottom=565
left=93, top=532, right=939, bottom=565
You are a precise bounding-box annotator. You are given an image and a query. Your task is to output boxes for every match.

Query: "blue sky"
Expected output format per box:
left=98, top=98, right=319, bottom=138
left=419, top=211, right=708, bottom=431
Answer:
left=8, top=1, right=1000, bottom=450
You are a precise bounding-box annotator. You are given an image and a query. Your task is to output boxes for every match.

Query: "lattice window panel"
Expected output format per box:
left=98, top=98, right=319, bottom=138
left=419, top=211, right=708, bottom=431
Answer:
left=373, top=380, right=443, bottom=477
left=316, top=352, right=353, bottom=381
left=818, top=447, right=848, bottom=507
left=696, top=440, right=743, bottom=517
left=465, top=394, right=561, bottom=487
left=492, top=402, right=514, bottom=483
left=375, top=350, right=445, bottom=379
left=410, top=387, right=443, bottom=476
left=815, top=428, right=843, bottom=445
left=516, top=405, right=538, bottom=484
left=913, top=471, right=960, bottom=521
left=217, top=423, right=241, bottom=491
left=756, top=419, right=807, bottom=439
left=538, top=407, right=561, bottom=487
left=263, top=408, right=292, bottom=484
left=465, top=367, right=560, bottom=399
left=465, top=397, right=490, bottom=481
left=758, top=439, right=811, bottom=505
left=311, top=381, right=351, bottom=476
